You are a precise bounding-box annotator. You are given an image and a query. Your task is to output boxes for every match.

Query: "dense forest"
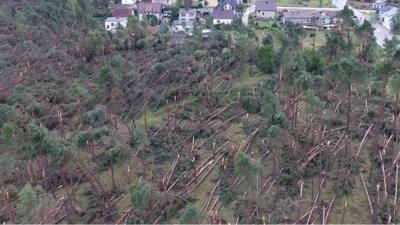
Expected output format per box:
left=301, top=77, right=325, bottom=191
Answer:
left=0, top=0, right=400, bottom=224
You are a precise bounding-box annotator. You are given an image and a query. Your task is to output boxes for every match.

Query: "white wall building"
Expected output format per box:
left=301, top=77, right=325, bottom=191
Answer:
left=121, top=0, right=135, bottom=4
left=105, top=17, right=128, bottom=32
left=379, top=7, right=398, bottom=30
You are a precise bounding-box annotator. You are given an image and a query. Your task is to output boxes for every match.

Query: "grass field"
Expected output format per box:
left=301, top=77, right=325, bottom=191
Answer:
left=276, top=0, right=335, bottom=7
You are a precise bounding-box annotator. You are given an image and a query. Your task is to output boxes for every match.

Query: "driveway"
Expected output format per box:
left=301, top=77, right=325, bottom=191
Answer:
left=242, top=4, right=255, bottom=25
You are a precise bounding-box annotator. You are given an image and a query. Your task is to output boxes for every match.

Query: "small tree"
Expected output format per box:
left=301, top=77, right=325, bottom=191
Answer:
left=180, top=204, right=205, bottom=224
left=102, top=146, right=125, bottom=191
left=129, top=181, right=151, bottom=211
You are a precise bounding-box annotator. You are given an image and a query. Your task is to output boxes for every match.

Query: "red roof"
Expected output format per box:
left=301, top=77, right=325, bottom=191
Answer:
left=137, top=2, right=162, bottom=13
left=112, top=8, right=133, bottom=17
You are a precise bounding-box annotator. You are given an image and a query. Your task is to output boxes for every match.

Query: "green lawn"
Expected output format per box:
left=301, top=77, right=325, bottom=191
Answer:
left=276, top=0, right=335, bottom=7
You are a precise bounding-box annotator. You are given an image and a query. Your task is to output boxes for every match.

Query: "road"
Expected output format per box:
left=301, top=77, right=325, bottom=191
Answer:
left=242, top=0, right=394, bottom=46
left=331, top=0, right=393, bottom=46
left=242, top=4, right=255, bottom=25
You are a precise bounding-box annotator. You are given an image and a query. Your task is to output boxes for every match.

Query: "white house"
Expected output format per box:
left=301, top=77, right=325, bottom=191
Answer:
left=379, top=6, right=398, bottom=30
left=105, top=17, right=128, bottom=32
left=372, top=0, right=389, bottom=10
left=255, top=0, right=277, bottom=20
left=212, top=9, right=235, bottom=24
left=121, top=0, right=135, bottom=4
left=137, top=2, right=163, bottom=21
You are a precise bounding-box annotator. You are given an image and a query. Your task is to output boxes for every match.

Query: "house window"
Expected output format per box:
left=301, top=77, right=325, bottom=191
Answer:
left=217, top=20, right=220, bottom=23
left=111, top=22, right=114, bottom=26
left=262, top=12, right=264, bottom=15
left=107, top=25, right=109, bottom=28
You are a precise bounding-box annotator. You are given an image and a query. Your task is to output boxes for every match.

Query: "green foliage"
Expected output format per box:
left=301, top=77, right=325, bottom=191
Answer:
left=16, top=184, right=56, bottom=223
left=240, top=96, right=261, bottom=114
left=180, top=204, right=205, bottom=224
left=235, top=153, right=263, bottom=177
left=130, top=182, right=151, bottom=211
left=303, top=50, right=326, bottom=75
left=265, top=125, right=281, bottom=138
left=257, top=45, right=278, bottom=73
left=271, top=112, right=289, bottom=128
left=83, top=105, right=106, bottom=128
left=102, top=146, right=125, bottom=167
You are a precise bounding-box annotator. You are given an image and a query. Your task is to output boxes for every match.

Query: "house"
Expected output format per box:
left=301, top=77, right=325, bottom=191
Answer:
left=220, top=0, right=237, bottom=11
left=282, top=10, right=318, bottom=26
left=121, top=0, right=135, bottom=4
left=137, top=2, right=163, bottom=21
left=171, top=20, right=194, bottom=35
left=152, top=0, right=176, bottom=6
left=317, top=10, right=338, bottom=25
left=105, top=17, right=128, bottom=32
left=205, top=0, right=219, bottom=8
left=212, top=0, right=237, bottom=24
left=179, top=8, right=213, bottom=23
left=255, top=0, right=277, bottom=20
left=372, top=0, right=389, bottom=10
left=379, top=6, right=398, bottom=30
left=212, top=9, right=236, bottom=24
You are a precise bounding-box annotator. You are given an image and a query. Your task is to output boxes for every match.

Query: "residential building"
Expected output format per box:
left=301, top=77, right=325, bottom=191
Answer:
left=212, top=0, right=236, bottom=24
left=179, top=8, right=213, bottom=23
left=212, top=9, right=236, bottom=24
left=317, top=10, right=338, bottom=25
left=121, top=0, right=135, bottom=4
left=205, top=0, right=219, bottom=8
left=282, top=10, right=318, bottom=25
left=137, top=2, right=163, bottom=21
left=379, top=6, right=398, bottom=30
left=255, top=0, right=277, bottom=20
left=171, top=20, right=194, bottom=35
left=372, top=0, right=389, bottom=10
left=152, top=0, right=176, bottom=6
left=105, top=17, right=128, bottom=32
left=220, top=0, right=237, bottom=11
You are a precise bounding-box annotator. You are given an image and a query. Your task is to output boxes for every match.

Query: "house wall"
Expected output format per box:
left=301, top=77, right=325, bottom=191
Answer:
left=205, top=0, right=218, bottom=7
left=152, top=0, right=176, bottom=5
left=383, top=16, right=393, bottom=30
left=213, top=18, right=233, bottom=24
left=122, top=0, right=135, bottom=4
left=179, top=12, right=196, bottom=22
left=105, top=20, right=128, bottom=31
left=256, top=10, right=275, bottom=19
left=283, top=18, right=313, bottom=25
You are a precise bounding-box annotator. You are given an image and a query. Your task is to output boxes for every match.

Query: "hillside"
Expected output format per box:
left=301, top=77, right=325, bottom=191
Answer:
left=0, top=0, right=399, bottom=224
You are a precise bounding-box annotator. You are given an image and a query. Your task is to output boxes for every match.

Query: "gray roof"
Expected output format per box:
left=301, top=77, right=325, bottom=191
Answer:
left=220, top=0, right=237, bottom=10
left=283, top=10, right=317, bottom=19
left=212, top=9, right=235, bottom=19
left=255, top=0, right=277, bottom=11
left=380, top=6, right=398, bottom=17
left=379, top=5, right=396, bottom=12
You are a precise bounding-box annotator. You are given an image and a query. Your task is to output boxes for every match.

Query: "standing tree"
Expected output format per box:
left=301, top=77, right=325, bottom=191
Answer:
left=102, top=146, right=125, bottom=191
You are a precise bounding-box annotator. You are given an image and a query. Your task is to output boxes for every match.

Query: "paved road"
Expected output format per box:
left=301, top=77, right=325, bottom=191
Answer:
left=242, top=4, right=255, bottom=25
left=331, top=0, right=393, bottom=46
left=242, top=0, right=393, bottom=46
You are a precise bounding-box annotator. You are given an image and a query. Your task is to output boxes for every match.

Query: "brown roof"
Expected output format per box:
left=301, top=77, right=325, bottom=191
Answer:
left=137, top=2, right=163, bottom=13
left=112, top=7, right=133, bottom=17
